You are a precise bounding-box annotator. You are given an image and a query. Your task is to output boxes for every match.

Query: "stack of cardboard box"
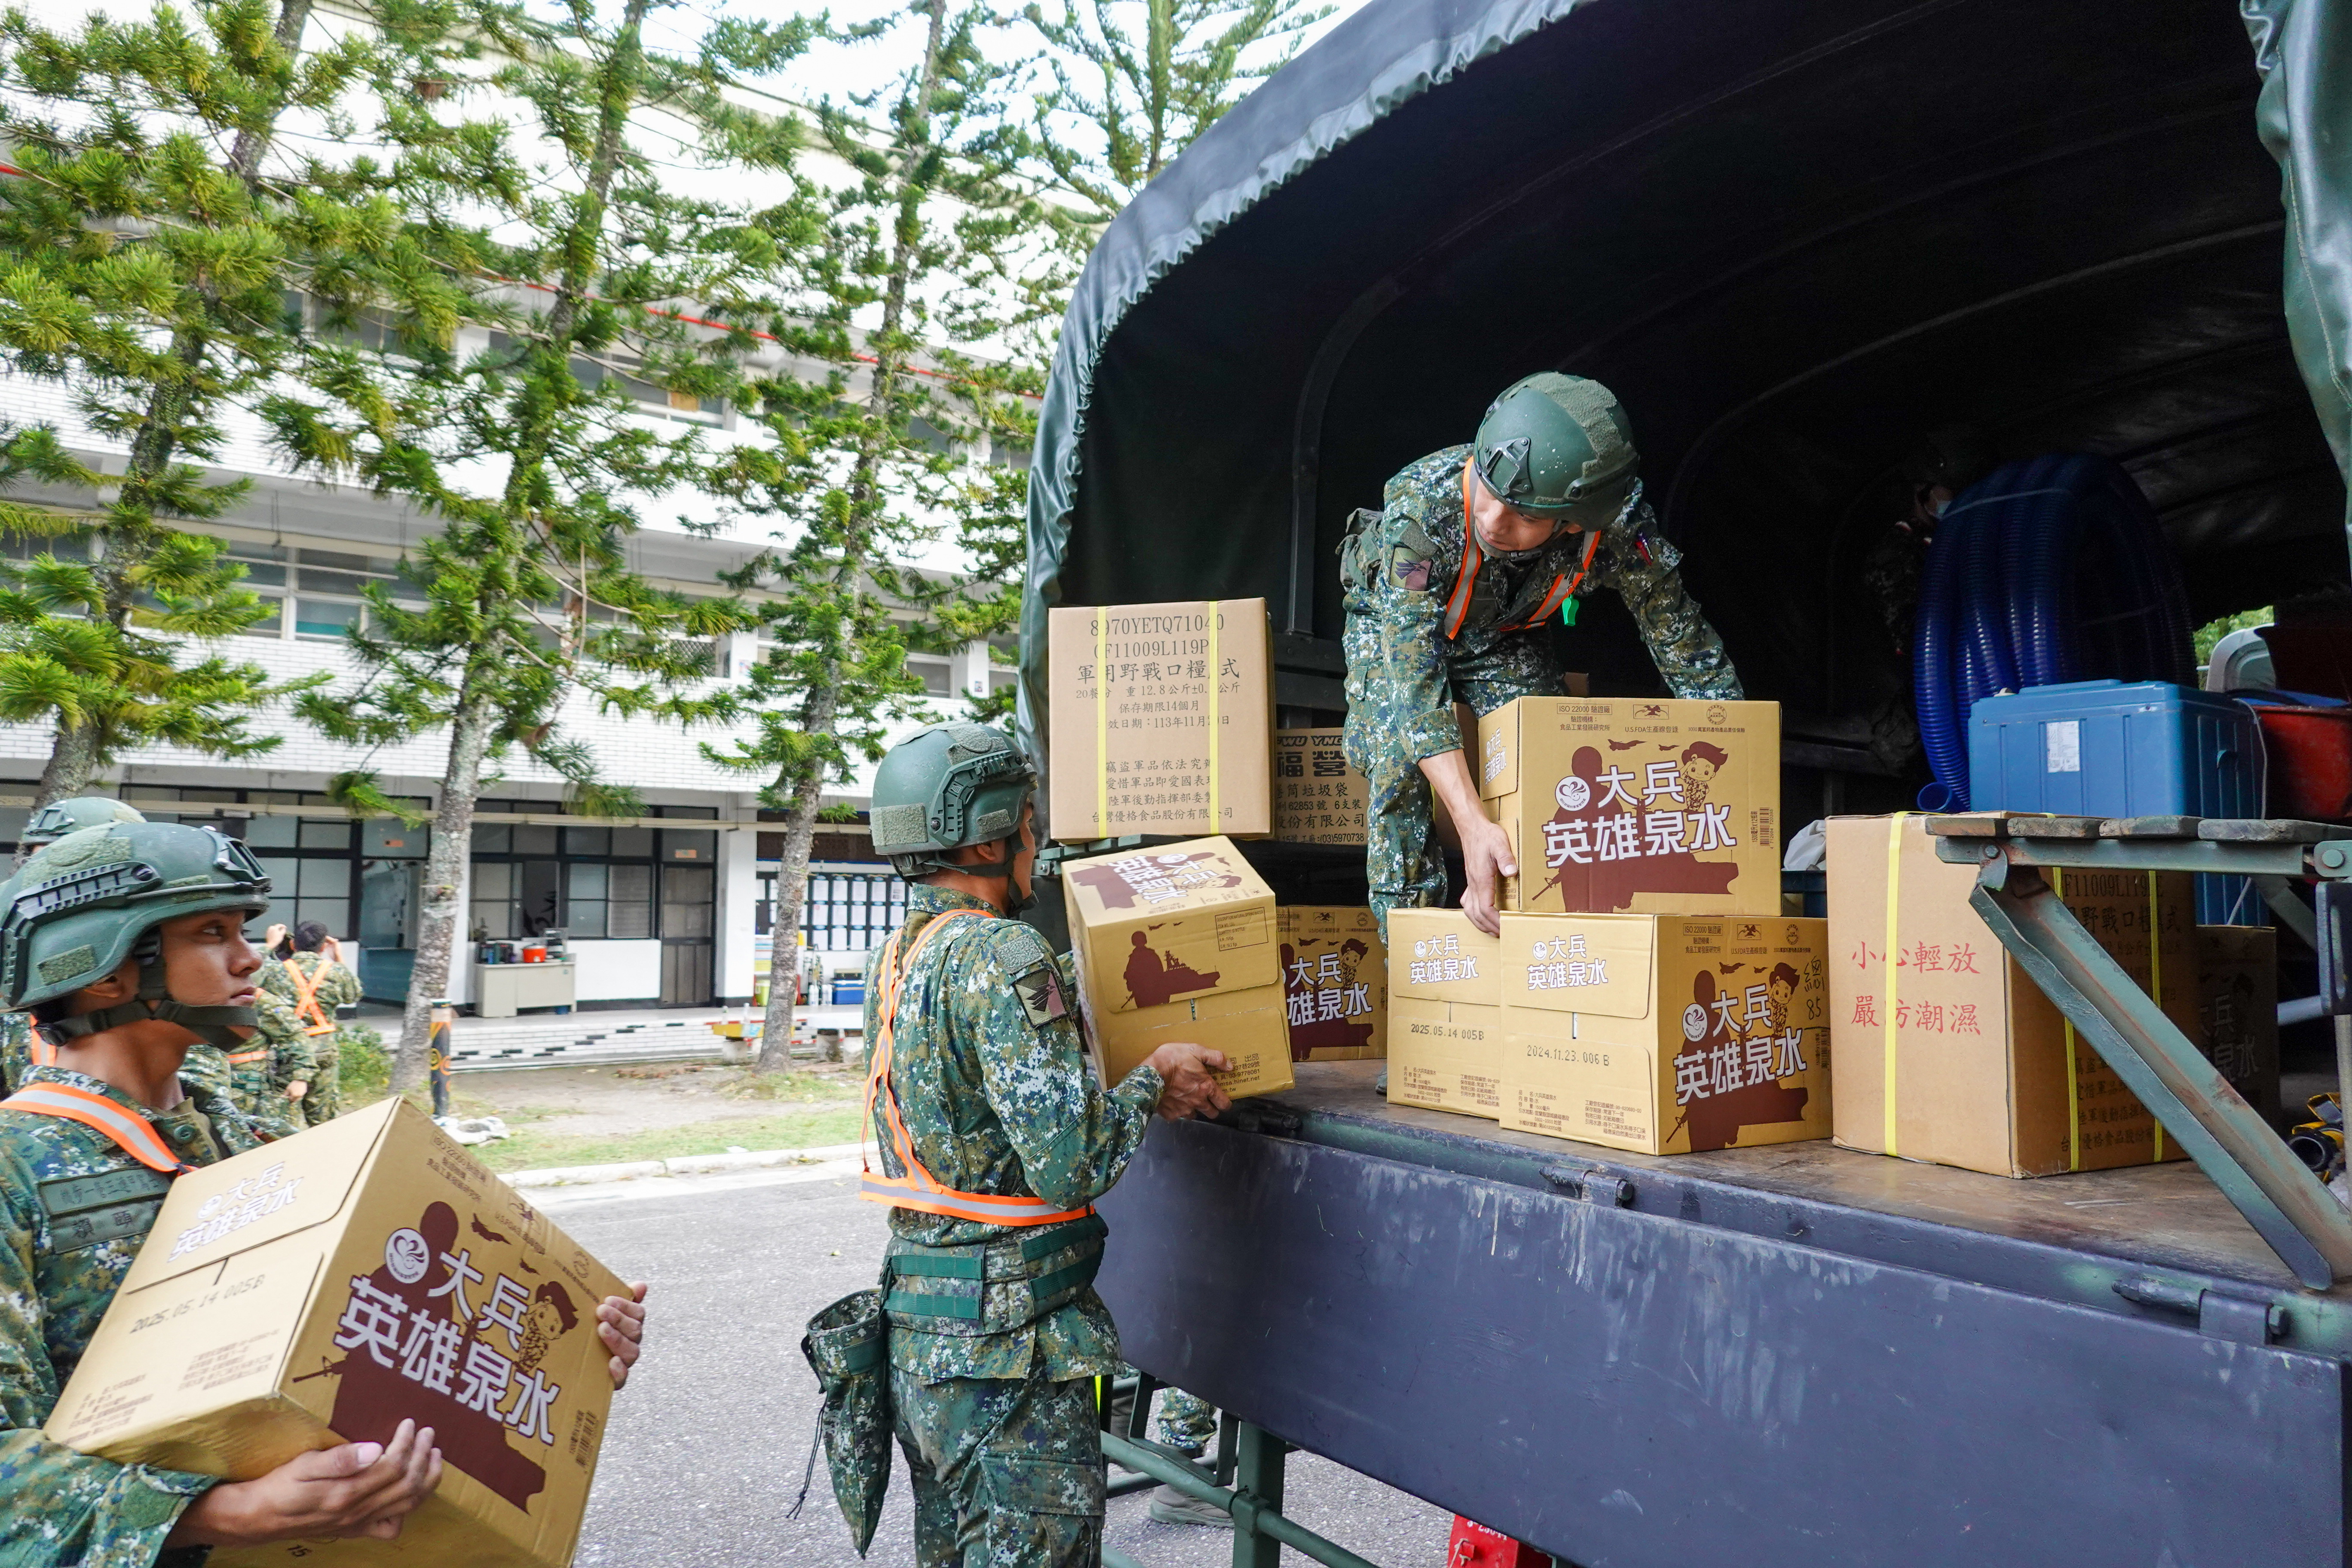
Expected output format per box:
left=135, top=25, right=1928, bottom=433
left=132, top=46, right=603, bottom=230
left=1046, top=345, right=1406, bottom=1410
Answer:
left=1385, top=696, right=1831, bottom=1157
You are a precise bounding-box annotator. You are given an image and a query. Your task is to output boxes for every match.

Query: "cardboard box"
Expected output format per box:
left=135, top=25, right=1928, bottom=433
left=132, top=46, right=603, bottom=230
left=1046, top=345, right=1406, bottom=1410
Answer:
left=1273, top=730, right=1367, bottom=845
left=2197, top=924, right=2281, bottom=1127
left=1498, top=913, right=1830, bottom=1154
left=1476, top=697, right=1782, bottom=916
left=1827, top=814, right=2196, bottom=1177
left=1047, top=599, right=1274, bottom=842
left=1063, top=836, right=1293, bottom=1099
left=49, top=1099, right=627, bottom=1568
left=1385, top=909, right=1502, bottom=1116
left=1278, top=907, right=1385, bottom=1061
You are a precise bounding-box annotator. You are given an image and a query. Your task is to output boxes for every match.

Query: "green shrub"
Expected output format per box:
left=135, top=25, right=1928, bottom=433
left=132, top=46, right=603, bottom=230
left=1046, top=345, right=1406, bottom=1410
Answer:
left=337, top=1025, right=392, bottom=1106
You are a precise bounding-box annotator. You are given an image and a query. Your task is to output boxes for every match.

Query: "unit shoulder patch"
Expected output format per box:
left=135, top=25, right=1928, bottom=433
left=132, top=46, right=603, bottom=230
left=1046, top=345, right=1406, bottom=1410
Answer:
left=1012, top=961, right=1070, bottom=1029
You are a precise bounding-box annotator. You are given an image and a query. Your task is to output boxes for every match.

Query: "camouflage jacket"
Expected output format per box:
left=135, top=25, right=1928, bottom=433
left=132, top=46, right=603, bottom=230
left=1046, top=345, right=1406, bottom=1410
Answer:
left=861, top=885, right=1165, bottom=1383
left=1342, top=444, right=1744, bottom=763
left=260, top=952, right=362, bottom=1026
left=0, top=1064, right=275, bottom=1565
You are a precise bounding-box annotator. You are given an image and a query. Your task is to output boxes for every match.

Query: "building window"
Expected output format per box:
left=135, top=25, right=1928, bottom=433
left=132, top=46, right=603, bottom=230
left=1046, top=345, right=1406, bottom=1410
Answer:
left=468, top=799, right=681, bottom=942
left=217, top=540, right=424, bottom=642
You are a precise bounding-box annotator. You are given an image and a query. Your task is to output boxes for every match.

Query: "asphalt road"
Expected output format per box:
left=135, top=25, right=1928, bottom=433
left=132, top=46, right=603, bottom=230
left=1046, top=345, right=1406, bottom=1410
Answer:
left=542, top=1165, right=1456, bottom=1567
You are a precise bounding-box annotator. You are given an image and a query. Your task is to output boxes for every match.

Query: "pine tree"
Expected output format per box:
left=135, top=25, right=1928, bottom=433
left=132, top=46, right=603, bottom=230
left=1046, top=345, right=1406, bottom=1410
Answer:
left=699, top=0, right=1068, bottom=1070
left=1023, top=0, right=1330, bottom=227
left=0, top=0, right=447, bottom=805
left=270, top=0, right=806, bottom=1088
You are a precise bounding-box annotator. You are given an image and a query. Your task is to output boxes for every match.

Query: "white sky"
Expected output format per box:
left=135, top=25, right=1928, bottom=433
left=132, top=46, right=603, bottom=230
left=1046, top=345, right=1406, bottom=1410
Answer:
left=645, top=0, right=1369, bottom=136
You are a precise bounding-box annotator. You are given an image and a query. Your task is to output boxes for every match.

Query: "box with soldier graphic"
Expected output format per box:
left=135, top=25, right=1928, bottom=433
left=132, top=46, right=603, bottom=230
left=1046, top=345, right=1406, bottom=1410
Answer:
left=1277, top=907, right=1386, bottom=1061
left=1498, top=912, right=1830, bottom=1155
left=1062, top=836, right=1294, bottom=1099
left=47, top=1098, right=628, bottom=1568
left=1476, top=696, right=1782, bottom=917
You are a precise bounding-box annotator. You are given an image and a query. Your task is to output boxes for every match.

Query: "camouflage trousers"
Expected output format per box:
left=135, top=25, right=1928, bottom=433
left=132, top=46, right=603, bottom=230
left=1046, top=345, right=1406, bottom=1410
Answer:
left=1342, top=616, right=1564, bottom=940
left=300, top=1037, right=341, bottom=1125
left=1156, top=1389, right=1216, bottom=1454
left=891, top=1364, right=1105, bottom=1568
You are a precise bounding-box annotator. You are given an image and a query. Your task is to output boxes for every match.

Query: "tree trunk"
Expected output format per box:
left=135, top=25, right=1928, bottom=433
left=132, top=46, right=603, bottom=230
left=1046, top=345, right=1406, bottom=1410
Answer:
left=395, top=687, right=497, bottom=1091
left=754, top=0, right=949, bottom=1072
left=755, top=693, right=838, bottom=1070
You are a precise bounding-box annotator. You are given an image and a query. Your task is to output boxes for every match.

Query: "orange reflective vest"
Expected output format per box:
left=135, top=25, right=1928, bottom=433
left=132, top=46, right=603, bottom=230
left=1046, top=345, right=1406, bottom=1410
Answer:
left=1, top=1081, right=193, bottom=1174
left=1445, top=455, right=1601, bottom=640
left=859, top=909, right=1095, bottom=1227
left=282, top=958, right=337, bottom=1037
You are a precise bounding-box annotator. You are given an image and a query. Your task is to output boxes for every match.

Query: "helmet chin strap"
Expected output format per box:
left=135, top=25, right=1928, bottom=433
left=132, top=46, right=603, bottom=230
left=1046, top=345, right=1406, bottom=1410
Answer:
left=36, top=930, right=258, bottom=1051
left=954, top=835, right=1035, bottom=917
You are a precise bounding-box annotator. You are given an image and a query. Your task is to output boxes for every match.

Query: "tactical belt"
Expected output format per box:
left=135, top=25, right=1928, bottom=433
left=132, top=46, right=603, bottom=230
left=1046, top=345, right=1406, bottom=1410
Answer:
left=881, top=1213, right=1108, bottom=1335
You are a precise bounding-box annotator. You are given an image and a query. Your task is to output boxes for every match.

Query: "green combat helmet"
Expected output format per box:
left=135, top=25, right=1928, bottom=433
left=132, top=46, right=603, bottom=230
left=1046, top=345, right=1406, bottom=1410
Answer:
left=869, top=724, right=1036, bottom=901
left=0, top=820, right=270, bottom=1047
left=1473, top=372, right=1639, bottom=528
left=21, top=795, right=146, bottom=849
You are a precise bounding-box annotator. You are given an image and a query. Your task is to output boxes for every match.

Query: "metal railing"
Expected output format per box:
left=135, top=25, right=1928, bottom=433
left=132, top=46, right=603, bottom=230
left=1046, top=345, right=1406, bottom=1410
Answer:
left=1101, top=1375, right=1387, bottom=1568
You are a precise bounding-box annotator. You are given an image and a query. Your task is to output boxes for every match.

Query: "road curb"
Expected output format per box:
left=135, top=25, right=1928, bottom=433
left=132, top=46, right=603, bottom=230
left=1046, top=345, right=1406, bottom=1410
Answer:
left=500, top=1140, right=874, bottom=1189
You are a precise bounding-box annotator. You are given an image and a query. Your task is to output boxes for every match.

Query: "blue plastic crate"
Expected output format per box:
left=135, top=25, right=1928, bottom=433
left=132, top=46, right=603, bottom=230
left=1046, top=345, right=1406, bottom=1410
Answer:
left=1967, top=679, right=2263, bottom=924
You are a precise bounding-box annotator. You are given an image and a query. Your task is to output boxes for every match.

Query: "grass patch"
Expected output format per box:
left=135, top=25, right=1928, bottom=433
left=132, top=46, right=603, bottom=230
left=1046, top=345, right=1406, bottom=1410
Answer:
left=718, top=1068, right=862, bottom=1103
left=469, top=1108, right=869, bottom=1173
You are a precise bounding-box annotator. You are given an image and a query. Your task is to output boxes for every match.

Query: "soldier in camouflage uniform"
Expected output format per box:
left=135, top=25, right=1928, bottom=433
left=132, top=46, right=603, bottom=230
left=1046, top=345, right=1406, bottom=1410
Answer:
left=854, top=724, right=1231, bottom=1568
left=1341, top=374, right=1743, bottom=939
left=0, top=819, right=452, bottom=1558
left=260, top=921, right=364, bottom=1124
left=227, top=988, right=313, bottom=1137
left=0, top=819, right=649, bottom=1560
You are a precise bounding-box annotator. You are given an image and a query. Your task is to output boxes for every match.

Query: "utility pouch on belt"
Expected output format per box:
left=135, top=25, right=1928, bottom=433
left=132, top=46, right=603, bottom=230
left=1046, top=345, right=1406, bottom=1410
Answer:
left=799, top=1288, right=892, bottom=1555
left=882, top=1213, right=1108, bottom=1337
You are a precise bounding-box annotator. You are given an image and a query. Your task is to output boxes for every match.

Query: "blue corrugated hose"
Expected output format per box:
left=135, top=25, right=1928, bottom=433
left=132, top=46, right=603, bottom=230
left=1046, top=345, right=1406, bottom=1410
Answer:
left=1911, top=454, right=2193, bottom=809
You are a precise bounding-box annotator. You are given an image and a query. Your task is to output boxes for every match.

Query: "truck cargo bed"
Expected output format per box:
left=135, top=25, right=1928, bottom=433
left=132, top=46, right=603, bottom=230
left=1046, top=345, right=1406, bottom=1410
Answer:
left=1096, top=1061, right=2352, bottom=1566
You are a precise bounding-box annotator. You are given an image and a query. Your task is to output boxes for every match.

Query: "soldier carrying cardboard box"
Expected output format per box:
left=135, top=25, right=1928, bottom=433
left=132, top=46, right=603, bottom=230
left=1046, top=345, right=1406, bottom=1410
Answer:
left=1339, top=373, right=1743, bottom=937
left=803, top=724, right=1231, bottom=1567
left=0, top=819, right=649, bottom=1561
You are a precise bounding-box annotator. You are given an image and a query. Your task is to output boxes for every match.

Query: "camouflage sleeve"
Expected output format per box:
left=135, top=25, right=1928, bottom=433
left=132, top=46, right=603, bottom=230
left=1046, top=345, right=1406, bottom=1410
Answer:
left=965, top=925, right=1161, bottom=1212
left=1591, top=490, right=1745, bottom=700
left=1362, top=497, right=1474, bottom=765
left=256, top=958, right=295, bottom=1005
left=0, top=1170, right=214, bottom=1562
left=324, top=963, right=364, bottom=1009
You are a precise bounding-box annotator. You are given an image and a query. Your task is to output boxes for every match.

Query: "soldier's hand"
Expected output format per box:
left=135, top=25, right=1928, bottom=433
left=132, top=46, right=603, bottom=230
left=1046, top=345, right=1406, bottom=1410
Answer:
left=1460, top=815, right=1518, bottom=937
left=166, top=1418, right=443, bottom=1547
left=286, top=1081, right=309, bottom=1100
left=1145, top=1042, right=1231, bottom=1120
left=264, top=923, right=288, bottom=949
left=602, top=1281, right=649, bottom=1389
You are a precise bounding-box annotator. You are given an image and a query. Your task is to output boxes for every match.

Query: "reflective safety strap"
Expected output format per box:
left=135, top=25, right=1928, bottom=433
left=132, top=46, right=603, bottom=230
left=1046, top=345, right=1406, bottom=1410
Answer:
left=285, top=959, right=335, bottom=1035
left=1, top=1084, right=192, bottom=1174
left=1446, top=458, right=1484, bottom=640
left=1516, top=530, right=1601, bottom=631
left=28, top=1038, right=55, bottom=1068
left=859, top=913, right=1096, bottom=1227
left=225, top=1049, right=269, bottom=1066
